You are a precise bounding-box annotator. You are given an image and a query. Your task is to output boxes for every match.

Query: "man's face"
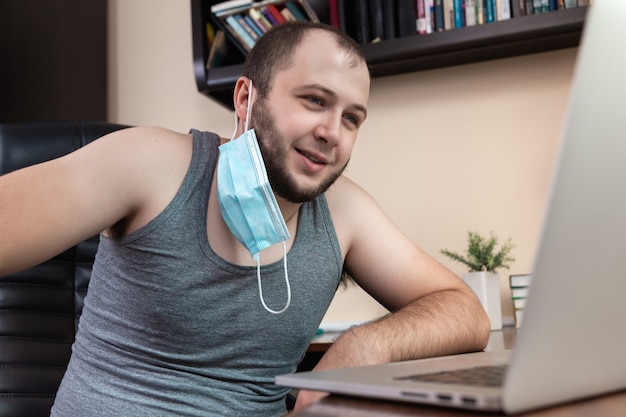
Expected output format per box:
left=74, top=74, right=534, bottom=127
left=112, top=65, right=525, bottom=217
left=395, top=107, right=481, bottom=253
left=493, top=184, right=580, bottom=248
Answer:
left=251, top=31, right=370, bottom=203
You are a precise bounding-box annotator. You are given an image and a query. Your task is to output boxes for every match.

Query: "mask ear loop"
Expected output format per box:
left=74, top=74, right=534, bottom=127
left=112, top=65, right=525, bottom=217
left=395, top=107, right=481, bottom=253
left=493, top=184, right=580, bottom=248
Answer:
left=245, top=79, right=253, bottom=132
left=246, top=78, right=291, bottom=314
left=255, top=242, right=291, bottom=314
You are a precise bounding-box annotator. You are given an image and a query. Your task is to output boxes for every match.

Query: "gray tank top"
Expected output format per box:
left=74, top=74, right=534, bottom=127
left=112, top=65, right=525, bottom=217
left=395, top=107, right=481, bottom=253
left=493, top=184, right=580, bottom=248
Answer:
left=51, top=130, right=343, bottom=417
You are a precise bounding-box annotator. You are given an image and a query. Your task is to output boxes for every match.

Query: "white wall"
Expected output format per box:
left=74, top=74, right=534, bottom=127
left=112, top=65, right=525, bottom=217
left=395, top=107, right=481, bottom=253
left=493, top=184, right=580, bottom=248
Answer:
left=108, top=0, right=577, bottom=324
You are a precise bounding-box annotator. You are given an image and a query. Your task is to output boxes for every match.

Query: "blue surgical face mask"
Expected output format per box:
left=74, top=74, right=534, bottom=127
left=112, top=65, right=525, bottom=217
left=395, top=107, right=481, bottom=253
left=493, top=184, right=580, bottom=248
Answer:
left=216, top=80, right=291, bottom=314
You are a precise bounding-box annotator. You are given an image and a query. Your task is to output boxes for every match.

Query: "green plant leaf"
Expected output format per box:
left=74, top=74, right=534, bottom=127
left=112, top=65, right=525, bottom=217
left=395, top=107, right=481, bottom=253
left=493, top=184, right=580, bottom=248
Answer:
left=440, top=231, right=515, bottom=273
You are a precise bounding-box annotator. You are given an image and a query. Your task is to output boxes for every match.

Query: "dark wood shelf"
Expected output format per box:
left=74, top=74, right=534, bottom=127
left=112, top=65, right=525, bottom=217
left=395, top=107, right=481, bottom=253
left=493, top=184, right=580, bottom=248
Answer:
left=191, top=1, right=588, bottom=110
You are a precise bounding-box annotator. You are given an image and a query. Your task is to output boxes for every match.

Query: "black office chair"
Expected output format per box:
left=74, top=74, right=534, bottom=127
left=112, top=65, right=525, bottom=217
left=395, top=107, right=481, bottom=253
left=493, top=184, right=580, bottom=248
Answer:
left=0, top=121, right=130, bottom=417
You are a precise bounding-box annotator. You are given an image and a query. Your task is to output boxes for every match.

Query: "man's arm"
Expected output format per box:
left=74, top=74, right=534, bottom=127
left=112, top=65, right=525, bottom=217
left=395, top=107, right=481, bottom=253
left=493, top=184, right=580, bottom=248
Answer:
left=0, top=126, right=192, bottom=276
left=294, top=176, right=490, bottom=410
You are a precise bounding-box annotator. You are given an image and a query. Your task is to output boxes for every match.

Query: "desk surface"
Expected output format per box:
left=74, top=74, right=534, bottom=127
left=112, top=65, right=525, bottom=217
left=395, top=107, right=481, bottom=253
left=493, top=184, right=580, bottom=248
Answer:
left=293, top=328, right=626, bottom=416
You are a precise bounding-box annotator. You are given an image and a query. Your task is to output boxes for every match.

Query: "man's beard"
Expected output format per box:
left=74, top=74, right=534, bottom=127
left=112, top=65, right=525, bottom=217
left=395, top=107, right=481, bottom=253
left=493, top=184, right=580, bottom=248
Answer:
left=251, top=99, right=348, bottom=203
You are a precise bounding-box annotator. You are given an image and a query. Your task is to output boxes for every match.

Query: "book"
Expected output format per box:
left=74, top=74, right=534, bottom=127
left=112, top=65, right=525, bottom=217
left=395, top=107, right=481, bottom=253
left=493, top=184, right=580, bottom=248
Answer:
left=396, top=0, right=417, bottom=37
left=511, top=287, right=531, bottom=299
left=368, top=0, right=385, bottom=42
left=453, top=0, right=464, bottom=28
left=381, top=0, right=396, bottom=39
left=510, top=273, right=533, bottom=287
left=285, top=1, right=308, bottom=20
left=265, top=3, right=287, bottom=24
left=423, top=0, right=433, bottom=34
left=433, top=0, right=444, bottom=32
left=281, top=7, right=297, bottom=21
left=260, top=7, right=280, bottom=25
left=442, top=0, right=454, bottom=30
left=249, top=8, right=271, bottom=32
left=498, top=0, right=511, bottom=20
left=235, top=14, right=260, bottom=41
left=225, top=14, right=255, bottom=51
left=336, top=0, right=348, bottom=31
left=211, top=0, right=253, bottom=14
left=476, top=0, right=484, bottom=25
left=485, top=0, right=496, bottom=22
left=510, top=274, right=532, bottom=329
left=329, top=0, right=340, bottom=27
left=465, top=0, right=476, bottom=26
left=206, top=30, right=225, bottom=69
left=511, top=0, right=526, bottom=17
left=212, top=1, right=322, bottom=56
left=243, top=15, right=264, bottom=37
left=532, top=0, right=544, bottom=13
left=417, top=0, right=427, bottom=34
left=342, top=0, right=370, bottom=43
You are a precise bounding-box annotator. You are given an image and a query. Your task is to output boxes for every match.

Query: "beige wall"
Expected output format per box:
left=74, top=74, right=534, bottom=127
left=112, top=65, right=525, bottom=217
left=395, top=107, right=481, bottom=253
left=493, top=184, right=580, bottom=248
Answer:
left=108, top=0, right=578, bottom=324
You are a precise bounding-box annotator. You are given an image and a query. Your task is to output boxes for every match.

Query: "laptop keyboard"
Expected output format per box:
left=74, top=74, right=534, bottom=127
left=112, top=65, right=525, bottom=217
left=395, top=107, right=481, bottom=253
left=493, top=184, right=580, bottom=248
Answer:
left=396, top=364, right=508, bottom=388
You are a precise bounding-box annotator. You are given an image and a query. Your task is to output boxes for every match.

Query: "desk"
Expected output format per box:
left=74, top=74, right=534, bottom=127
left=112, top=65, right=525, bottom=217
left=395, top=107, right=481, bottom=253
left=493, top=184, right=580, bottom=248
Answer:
left=292, top=328, right=626, bottom=416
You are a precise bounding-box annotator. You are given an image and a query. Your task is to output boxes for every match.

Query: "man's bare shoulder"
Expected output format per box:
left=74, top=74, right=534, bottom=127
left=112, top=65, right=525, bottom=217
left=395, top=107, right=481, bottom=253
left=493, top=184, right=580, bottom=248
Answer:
left=324, top=175, right=378, bottom=214
left=323, top=175, right=385, bottom=247
left=94, top=126, right=192, bottom=154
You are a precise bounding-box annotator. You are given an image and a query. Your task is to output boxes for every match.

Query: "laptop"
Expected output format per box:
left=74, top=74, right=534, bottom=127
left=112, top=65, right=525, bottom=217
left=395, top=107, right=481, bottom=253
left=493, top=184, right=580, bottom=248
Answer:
left=275, top=0, right=626, bottom=413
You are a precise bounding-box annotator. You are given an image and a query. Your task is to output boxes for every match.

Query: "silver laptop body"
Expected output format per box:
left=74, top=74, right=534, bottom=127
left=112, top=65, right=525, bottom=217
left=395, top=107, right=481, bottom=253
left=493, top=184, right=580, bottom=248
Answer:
left=276, top=0, right=626, bottom=413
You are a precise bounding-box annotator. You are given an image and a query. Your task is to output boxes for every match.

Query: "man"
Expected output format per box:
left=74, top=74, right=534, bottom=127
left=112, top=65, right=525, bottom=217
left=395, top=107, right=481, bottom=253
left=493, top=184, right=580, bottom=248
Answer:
left=0, top=22, right=489, bottom=416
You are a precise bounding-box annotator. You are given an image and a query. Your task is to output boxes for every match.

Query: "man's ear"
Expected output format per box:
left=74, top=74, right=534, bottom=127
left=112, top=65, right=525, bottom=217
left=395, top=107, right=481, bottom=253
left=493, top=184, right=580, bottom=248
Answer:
left=233, top=76, right=252, bottom=125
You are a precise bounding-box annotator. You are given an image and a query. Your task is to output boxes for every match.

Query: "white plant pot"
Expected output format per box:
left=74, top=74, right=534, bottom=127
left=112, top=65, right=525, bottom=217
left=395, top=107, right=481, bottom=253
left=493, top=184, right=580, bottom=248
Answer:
left=463, top=271, right=502, bottom=331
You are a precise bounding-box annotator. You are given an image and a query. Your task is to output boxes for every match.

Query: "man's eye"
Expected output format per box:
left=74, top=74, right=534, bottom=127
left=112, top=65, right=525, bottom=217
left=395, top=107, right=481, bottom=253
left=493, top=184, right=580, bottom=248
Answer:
left=343, top=114, right=358, bottom=126
left=306, top=96, right=323, bottom=106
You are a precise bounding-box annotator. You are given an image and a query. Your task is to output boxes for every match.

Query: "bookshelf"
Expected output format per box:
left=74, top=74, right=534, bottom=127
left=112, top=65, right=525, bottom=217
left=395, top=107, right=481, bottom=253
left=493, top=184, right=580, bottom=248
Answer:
left=191, top=0, right=588, bottom=110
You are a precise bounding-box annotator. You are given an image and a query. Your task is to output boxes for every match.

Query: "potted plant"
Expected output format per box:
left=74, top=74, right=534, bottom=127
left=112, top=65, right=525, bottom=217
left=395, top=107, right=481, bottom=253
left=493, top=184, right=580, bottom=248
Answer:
left=441, top=231, right=515, bottom=330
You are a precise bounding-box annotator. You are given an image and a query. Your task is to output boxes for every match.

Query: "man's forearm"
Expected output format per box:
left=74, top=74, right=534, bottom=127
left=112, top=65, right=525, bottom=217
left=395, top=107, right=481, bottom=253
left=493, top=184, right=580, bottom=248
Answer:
left=315, top=288, right=491, bottom=370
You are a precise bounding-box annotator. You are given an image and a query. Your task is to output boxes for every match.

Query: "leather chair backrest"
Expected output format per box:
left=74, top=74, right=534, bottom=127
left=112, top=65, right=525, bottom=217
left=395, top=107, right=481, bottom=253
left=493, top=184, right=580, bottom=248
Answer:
left=0, top=121, right=130, bottom=417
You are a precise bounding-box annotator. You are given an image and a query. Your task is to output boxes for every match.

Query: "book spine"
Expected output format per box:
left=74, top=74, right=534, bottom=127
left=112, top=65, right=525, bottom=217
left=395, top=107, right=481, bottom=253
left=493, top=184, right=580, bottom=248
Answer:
left=368, top=0, right=384, bottom=42
left=328, top=0, right=340, bottom=27
left=265, top=3, right=286, bottom=24
left=225, top=14, right=255, bottom=51
left=261, top=7, right=279, bottom=25
left=424, top=0, right=433, bottom=34
left=235, top=14, right=259, bottom=41
left=211, top=0, right=253, bottom=14
left=476, top=0, right=484, bottom=25
left=381, top=0, right=396, bottom=39
left=499, top=0, right=511, bottom=20
left=453, top=0, right=464, bottom=28
left=354, top=0, right=370, bottom=43
left=442, top=0, right=454, bottom=30
left=243, top=15, right=264, bottom=37
left=281, top=7, right=297, bottom=21
left=417, top=0, right=427, bottom=34
left=510, top=0, right=524, bottom=17
left=285, top=1, right=308, bottom=21
left=465, top=0, right=476, bottom=26
left=396, top=0, right=417, bottom=37
left=249, top=8, right=271, bottom=32
left=485, top=0, right=496, bottom=22
left=434, top=0, right=444, bottom=31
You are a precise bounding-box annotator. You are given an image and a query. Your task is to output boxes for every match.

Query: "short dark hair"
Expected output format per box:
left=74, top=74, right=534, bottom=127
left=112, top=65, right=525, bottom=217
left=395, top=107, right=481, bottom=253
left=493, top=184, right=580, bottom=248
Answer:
left=243, top=21, right=368, bottom=99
